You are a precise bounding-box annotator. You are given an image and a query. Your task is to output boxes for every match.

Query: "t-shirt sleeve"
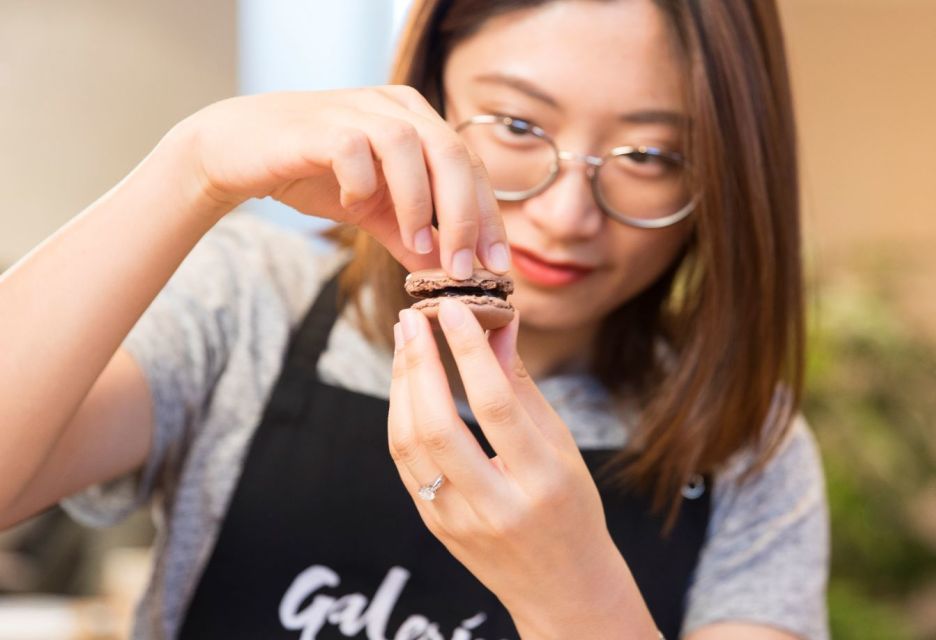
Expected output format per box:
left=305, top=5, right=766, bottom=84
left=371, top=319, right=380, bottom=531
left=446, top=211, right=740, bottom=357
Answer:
left=60, top=213, right=339, bottom=528
left=682, top=416, right=830, bottom=640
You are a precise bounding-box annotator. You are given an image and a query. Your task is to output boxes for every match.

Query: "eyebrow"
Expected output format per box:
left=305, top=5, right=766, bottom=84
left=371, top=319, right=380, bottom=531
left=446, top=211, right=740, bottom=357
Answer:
left=472, top=72, right=688, bottom=128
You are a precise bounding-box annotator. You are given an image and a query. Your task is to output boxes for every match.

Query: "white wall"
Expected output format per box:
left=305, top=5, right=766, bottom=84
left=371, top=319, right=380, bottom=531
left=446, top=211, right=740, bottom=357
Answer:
left=0, top=0, right=236, bottom=268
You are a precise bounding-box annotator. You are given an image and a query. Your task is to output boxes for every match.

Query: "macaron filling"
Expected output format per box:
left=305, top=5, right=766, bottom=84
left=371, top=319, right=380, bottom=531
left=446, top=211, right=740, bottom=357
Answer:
left=427, top=286, right=509, bottom=301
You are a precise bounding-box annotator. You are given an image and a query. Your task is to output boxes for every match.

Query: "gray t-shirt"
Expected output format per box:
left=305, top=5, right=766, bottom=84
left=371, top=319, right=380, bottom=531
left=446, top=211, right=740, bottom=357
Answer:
left=62, top=213, right=829, bottom=640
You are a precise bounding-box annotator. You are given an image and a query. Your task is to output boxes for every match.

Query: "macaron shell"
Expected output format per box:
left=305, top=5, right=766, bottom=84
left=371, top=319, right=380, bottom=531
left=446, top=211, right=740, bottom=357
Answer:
left=411, top=296, right=515, bottom=330
left=405, top=268, right=514, bottom=297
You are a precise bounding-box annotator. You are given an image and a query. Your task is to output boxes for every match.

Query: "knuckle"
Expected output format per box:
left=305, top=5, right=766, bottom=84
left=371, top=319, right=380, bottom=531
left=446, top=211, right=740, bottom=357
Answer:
left=467, top=150, right=487, bottom=172
left=334, top=128, right=369, bottom=157
left=399, top=188, right=433, bottom=217
left=391, top=354, right=407, bottom=380
left=529, top=482, right=567, bottom=513
left=422, top=515, right=449, bottom=540
left=418, top=419, right=454, bottom=454
left=449, top=333, right=487, bottom=358
left=435, top=138, right=470, bottom=164
left=388, top=433, right=419, bottom=464
left=391, top=84, right=421, bottom=100
left=439, top=519, right=474, bottom=542
left=403, top=345, right=432, bottom=370
left=381, top=120, right=419, bottom=148
left=365, top=87, right=387, bottom=102
left=445, top=215, right=480, bottom=238
left=530, top=468, right=578, bottom=510
left=487, top=509, right=525, bottom=539
left=477, top=395, right=516, bottom=427
left=389, top=84, right=432, bottom=109
left=403, top=85, right=425, bottom=101
left=407, top=194, right=434, bottom=218
left=511, top=358, right=532, bottom=383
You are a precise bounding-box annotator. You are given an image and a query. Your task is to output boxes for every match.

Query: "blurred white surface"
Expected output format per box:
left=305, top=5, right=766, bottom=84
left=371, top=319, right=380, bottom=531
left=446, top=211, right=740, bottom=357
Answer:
left=0, top=597, right=113, bottom=640
left=0, top=547, right=150, bottom=640
left=236, top=0, right=399, bottom=229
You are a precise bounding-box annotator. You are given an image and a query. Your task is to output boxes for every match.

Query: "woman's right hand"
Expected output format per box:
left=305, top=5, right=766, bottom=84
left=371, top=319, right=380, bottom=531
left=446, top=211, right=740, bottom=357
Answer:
left=169, top=86, right=510, bottom=277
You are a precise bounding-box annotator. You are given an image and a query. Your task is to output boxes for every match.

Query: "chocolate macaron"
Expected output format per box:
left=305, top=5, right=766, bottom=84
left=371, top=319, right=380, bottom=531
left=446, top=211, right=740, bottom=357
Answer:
left=404, top=269, right=515, bottom=330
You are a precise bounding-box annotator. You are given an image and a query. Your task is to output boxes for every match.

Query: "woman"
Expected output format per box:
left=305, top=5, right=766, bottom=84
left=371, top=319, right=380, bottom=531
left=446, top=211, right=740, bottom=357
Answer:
left=0, top=0, right=828, bottom=638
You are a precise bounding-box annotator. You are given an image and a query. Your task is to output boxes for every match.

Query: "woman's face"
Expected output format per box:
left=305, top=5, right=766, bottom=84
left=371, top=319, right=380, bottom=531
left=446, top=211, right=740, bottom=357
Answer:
left=443, top=0, right=692, bottom=337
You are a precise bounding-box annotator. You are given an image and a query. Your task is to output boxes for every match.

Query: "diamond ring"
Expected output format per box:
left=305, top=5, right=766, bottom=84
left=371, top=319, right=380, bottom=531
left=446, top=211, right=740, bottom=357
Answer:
left=417, top=473, right=445, bottom=501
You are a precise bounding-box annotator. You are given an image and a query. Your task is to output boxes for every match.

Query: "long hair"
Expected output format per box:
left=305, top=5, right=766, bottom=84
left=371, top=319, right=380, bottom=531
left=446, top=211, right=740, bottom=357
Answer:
left=328, top=0, right=804, bottom=523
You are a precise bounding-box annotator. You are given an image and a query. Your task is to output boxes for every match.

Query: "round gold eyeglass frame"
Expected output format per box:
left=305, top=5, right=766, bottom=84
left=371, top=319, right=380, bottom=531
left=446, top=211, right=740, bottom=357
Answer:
left=455, top=114, right=698, bottom=230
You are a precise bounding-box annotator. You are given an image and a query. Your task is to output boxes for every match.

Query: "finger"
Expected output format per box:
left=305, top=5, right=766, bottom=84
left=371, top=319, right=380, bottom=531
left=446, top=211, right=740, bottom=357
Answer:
left=416, top=124, right=482, bottom=279
left=488, top=311, right=579, bottom=452
left=375, top=85, right=441, bottom=120
left=354, top=206, right=442, bottom=273
left=352, top=113, right=436, bottom=256
left=389, top=325, right=484, bottom=542
left=277, top=100, right=437, bottom=272
left=417, top=123, right=509, bottom=277
left=322, top=128, right=438, bottom=272
left=320, top=106, right=471, bottom=276
left=434, top=299, right=554, bottom=481
left=397, top=309, right=508, bottom=507
left=469, top=153, right=511, bottom=274
left=357, top=89, right=512, bottom=276
left=327, top=126, right=380, bottom=211
left=388, top=323, right=450, bottom=496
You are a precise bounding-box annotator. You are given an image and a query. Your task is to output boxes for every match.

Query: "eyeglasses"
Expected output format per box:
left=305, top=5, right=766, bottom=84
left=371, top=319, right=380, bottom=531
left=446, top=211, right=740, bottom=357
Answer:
left=455, top=114, right=696, bottom=229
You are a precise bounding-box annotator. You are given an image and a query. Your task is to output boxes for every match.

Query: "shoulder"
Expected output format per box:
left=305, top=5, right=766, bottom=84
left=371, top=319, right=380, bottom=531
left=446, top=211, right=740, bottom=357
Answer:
left=683, top=416, right=830, bottom=639
left=714, top=415, right=826, bottom=523
left=182, top=213, right=348, bottom=326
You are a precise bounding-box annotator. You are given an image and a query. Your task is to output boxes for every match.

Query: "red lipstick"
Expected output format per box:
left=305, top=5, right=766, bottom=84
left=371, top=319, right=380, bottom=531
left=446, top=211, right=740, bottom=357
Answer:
left=509, top=246, right=595, bottom=287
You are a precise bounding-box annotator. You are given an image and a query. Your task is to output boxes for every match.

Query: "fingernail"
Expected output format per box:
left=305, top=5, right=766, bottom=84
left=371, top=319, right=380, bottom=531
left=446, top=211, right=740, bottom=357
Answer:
left=393, top=322, right=404, bottom=352
left=400, top=309, right=420, bottom=342
left=451, top=248, right=473, bottom=280
left=413, top=226, right=433, bottom=255
left=487, top=242, right=510, bottom=273
left=438, top=298, right=465, bottom=329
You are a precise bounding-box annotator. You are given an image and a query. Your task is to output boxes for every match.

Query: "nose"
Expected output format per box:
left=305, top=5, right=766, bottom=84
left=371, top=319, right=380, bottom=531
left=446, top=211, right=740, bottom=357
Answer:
left=520, top=161, right=605, bottom=241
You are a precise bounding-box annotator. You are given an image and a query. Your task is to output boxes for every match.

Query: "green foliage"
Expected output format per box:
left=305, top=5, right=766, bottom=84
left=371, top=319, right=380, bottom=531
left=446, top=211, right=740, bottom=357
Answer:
left=828, top=580, right=914, bottom=640
left=804, top=280, right=936, bottom=640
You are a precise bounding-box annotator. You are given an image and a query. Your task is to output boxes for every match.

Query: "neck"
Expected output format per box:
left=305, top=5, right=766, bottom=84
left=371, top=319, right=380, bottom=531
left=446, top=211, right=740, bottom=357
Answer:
left=517, top=320, right=599, bottom=380
left=440, top=320, right=600, bottom=404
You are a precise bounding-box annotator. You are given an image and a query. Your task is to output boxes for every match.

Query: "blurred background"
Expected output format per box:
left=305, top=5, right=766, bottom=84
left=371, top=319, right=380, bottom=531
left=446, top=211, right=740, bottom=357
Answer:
left=0, top=0, right=933, bottom=638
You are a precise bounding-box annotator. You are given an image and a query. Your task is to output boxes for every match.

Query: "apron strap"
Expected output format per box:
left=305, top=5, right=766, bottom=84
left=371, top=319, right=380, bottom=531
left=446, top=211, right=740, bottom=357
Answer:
left=261, top=265, right=346, bottom=425
left=286, top=264, right=346, bottom=375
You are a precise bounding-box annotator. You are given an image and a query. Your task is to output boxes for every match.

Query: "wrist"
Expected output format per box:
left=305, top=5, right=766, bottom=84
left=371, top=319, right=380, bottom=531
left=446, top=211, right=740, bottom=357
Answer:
left=509, top=540, right=660, bottom=640
left=151, top=117, right=242, bottom=227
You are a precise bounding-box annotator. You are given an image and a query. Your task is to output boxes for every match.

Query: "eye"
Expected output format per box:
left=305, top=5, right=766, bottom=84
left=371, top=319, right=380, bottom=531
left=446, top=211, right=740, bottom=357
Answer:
left=628, top=150, right=656, bottom=164
left=618, top=148, right=682, bottom=177
left=490, top=116, right=546, bottom=150
left=502, top=117, right=535, bottom=136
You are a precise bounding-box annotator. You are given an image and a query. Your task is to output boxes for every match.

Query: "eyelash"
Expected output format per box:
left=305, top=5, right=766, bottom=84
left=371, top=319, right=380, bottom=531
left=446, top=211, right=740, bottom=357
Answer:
left=491, top=112, right=680, bottom=160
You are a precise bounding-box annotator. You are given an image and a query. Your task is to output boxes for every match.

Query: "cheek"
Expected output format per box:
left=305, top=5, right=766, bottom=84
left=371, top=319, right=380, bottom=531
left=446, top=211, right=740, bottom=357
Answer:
left=500, top=205, right=692, bottom=329
left=605, top=224, right=691, bottom=298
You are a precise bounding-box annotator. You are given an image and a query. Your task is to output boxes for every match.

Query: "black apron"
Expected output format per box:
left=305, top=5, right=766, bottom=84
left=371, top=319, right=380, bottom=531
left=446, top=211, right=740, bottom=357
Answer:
left=178, top=269, right=711, bottom=640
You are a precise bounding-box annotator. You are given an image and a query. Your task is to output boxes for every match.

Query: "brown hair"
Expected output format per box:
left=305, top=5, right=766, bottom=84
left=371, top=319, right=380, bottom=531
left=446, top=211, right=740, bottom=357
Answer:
left=329, top=0, right=804, bottom=524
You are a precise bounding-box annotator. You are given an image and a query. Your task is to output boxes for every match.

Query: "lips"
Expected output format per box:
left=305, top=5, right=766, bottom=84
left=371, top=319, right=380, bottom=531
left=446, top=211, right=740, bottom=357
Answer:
left=509, top=245, right=596, bottom=287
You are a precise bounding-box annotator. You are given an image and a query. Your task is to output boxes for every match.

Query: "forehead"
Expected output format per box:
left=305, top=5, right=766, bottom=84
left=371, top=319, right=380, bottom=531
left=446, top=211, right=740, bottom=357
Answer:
left=443, top=0, right=686, bottom=123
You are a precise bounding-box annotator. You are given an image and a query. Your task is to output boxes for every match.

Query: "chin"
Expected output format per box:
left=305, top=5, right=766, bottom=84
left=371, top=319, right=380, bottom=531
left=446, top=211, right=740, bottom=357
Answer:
left=512, top=288, right=603, bottom=333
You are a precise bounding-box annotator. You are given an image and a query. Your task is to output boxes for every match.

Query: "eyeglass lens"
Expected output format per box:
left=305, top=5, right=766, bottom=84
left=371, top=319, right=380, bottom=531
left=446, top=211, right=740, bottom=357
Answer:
left=458, top=119, right=692, bottom=221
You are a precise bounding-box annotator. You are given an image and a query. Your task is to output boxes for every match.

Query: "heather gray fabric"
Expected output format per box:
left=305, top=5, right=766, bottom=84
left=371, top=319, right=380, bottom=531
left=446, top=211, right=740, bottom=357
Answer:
left=61, top=213, right=829, bottom=639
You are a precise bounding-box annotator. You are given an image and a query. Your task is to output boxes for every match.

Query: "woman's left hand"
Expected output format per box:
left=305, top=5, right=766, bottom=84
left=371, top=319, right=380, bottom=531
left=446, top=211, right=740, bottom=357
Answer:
left=388, top=299, right=658, bottom=639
